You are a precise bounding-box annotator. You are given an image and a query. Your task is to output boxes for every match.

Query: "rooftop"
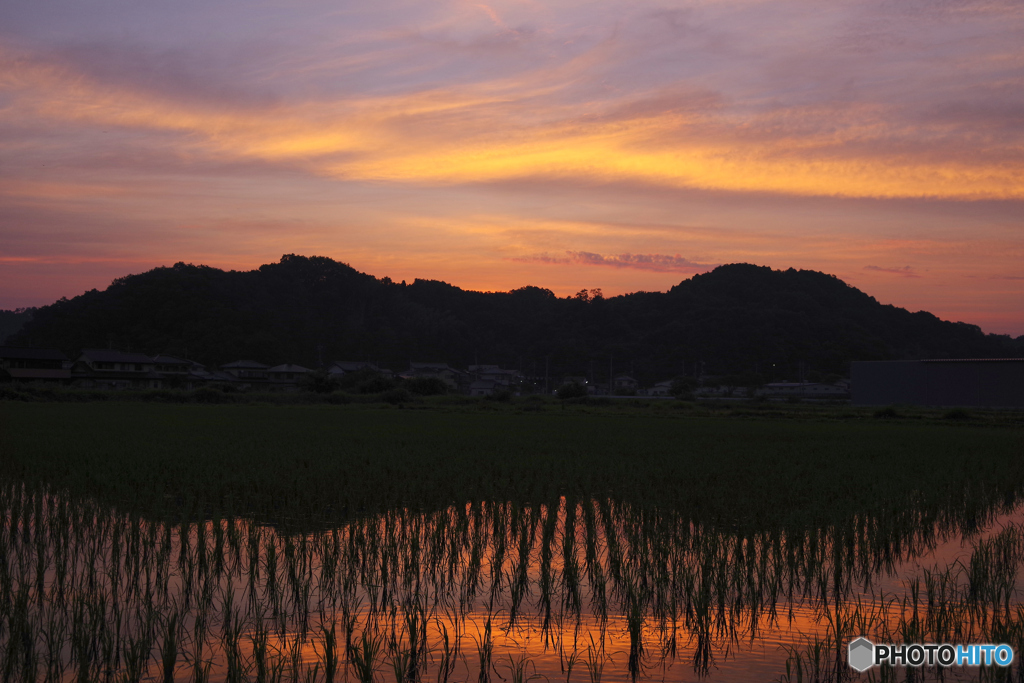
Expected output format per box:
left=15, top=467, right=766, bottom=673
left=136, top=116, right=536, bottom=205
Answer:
left=268, top=364, right=312, bottom=373
left=0, top=347, right=68, bottom=361
left=221, top=360, right=269, bottom=369
left=152, top=354, right=194, bottom=365
left=80, top=349, right=154, bottom=363
left=330, top=361, right=378, bottom=371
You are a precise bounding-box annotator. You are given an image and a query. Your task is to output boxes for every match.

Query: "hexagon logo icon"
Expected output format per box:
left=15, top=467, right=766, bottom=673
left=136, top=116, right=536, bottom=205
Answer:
left=847, top=637, right=874, bottom=672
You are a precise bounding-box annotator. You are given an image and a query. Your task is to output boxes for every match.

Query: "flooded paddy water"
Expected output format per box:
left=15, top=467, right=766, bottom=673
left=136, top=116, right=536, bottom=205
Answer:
left=4, top=401, right=1024, bottom=682
left=4, top=486, right=1024, bottom=683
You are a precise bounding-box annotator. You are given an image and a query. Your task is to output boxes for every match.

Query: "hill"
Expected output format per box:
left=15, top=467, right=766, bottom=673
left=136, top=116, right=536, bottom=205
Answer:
left=0, top=308, right=34, bottom=345
left=8, top=255, right=1022, bottom=383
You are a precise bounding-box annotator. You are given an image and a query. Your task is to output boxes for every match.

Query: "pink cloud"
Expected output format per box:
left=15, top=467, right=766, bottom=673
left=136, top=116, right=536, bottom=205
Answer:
left=511, top=251, right=716, bottom=273
left=864, top=265, right=920, bottom=278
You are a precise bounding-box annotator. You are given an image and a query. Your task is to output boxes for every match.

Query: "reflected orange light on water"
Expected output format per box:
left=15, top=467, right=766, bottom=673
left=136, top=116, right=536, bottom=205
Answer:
left=5, top=492, right=1017, bottom=682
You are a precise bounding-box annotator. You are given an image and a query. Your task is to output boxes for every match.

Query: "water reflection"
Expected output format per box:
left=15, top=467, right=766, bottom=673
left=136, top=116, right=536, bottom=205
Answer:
left=2, top=485, right=1023, bottom=682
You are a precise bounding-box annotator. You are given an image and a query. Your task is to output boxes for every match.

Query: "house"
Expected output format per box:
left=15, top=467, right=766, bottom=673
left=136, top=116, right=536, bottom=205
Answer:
left=647, top=380, right=674, bottom=397
left=468, top=365, right=522, bottom=395
left=328, top=361, right=390, bottom=378
left=74, top=349, right=162, bottom=389
left=185, top=366, right=239, bottom=387
left=404, top=362, right=468, bottom=390
left=267, top=364, right=311, bottom=388
left=852, top=359, right=1024, bottom=407
left=152, top=354, right=194, bottom=375
left=220, top=360, right=271, bottom=389
left=152, top=354, right=207, bottom=389
left=612, top=374, right=638, bottom=393
left=469, top=379, right=502, bottom=397
left=0, top=347, right=71, bottom=383
left=470, top=365, right=521, bottom=384
left=221, top=360, right=269, bottom=379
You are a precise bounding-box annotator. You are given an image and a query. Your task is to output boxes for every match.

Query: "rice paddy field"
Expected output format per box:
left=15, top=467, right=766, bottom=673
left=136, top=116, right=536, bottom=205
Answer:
left=1, top=399, right=1024, bottom=682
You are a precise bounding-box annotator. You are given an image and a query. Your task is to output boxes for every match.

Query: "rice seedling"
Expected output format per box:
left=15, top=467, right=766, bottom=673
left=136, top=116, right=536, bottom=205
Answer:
left=1, top=401, right=1023, bottom=681
left=504, top=651, right=542, bottom=683
left=583, top=633, right=608, bottom=683
left=473, top=615, right=496, bottom=683
left=348, top=628, right=384, bottom=683
left=160, top=611, right=180, bottom=683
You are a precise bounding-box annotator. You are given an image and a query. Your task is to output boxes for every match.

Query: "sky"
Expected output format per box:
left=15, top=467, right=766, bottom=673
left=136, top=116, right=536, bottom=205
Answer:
left=1, top=0, right=1022, bottom=335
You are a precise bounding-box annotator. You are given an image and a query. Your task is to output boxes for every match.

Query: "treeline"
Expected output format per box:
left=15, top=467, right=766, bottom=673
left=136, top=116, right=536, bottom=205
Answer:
left=0, top=308, right=34, bottom=345
left=8, top=255, right=1022, bottom=383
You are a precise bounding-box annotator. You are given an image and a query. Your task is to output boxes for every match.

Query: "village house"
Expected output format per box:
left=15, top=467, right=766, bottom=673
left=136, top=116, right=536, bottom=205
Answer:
left=183, top=365, right=239, bottom=388
left=328, top=361, right=391, bottom=378
left=468, top=364, right=522, bottom=396
left=612, top=374, right=638, bottom=394
left=221, top=360, right=268, bottom=379
left=267, top=363, right=312, bottom=388
left=151, top=354, right=210, bottom=390
left=468, top=379, right=502, bottom=397
left=469, top=364, right=521, bottom=384
left=647, top=380, right=674, bottom=397
left=0, top=347, right=71, bottom=383
left=73, top=349, right=163, bottom=389
left=403, top=362, right=468, bottom=390
left=152, top=354, right=193, bottom=375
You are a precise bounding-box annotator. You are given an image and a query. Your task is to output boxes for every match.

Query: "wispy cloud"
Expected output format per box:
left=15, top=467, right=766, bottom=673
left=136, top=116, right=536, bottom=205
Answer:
left=511, top=251, right=717, bottom=273
left=864, top=265, right=921, bottom=278
left=4, top=26, right=1024, bottom=201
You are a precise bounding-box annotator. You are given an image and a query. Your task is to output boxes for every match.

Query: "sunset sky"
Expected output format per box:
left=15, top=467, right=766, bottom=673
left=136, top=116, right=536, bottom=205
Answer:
left=1, top=0, right=1022, bottom=334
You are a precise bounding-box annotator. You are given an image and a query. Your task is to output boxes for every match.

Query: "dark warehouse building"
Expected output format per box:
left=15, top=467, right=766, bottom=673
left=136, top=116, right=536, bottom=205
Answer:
left=851, top=358, right=1024, bottom=407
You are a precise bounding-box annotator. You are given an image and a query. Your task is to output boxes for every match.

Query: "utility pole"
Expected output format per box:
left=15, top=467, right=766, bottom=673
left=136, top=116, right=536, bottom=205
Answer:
left=545, top=356, right=550, bottom=394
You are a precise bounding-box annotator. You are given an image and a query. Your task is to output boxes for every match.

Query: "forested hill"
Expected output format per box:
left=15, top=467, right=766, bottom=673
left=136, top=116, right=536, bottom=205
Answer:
left=0, top=308, right=34, bottom=345
left=8, top=255, right=1022, bottom=382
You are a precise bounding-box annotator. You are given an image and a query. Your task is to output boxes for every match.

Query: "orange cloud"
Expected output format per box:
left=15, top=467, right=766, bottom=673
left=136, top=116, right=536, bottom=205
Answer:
left=3, top=45, right=1023, bottom=202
